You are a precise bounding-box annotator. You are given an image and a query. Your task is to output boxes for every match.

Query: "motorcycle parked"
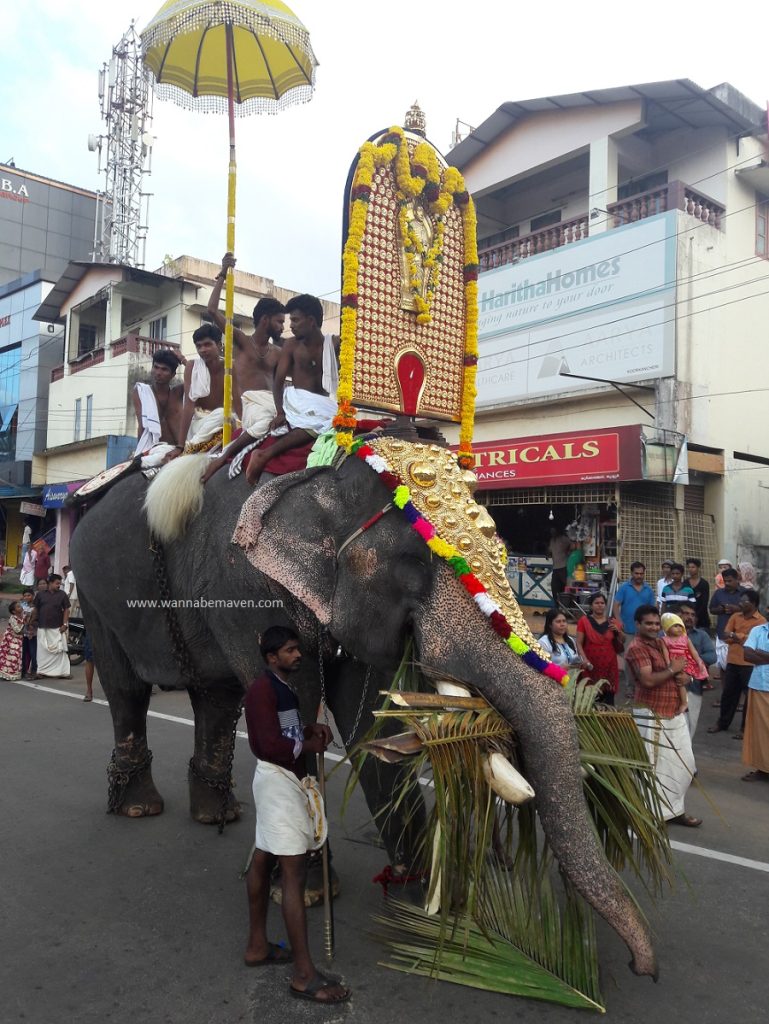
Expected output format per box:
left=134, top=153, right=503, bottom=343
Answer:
left=67, top=617, right=86, bottom=666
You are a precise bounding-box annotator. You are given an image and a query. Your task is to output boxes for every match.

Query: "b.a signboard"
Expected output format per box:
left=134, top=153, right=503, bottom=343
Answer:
left=19, top=501, right=45, bottom=517
left=470, top=425, right=643, bottom=490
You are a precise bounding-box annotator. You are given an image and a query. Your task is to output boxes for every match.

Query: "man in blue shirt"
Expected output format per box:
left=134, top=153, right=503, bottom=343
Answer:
left=613, top=562, right=655, bottom=635
left=742, top=620, right=769, bottom=782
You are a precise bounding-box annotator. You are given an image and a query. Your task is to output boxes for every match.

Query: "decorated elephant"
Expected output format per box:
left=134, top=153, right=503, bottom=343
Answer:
left=70, top=428, right=657, bottom=980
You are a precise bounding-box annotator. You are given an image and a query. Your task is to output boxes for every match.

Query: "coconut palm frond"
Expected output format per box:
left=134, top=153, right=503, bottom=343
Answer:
left=575, top=708, right=674, bottom=895
left=375, top=896, right=605, bottom=1013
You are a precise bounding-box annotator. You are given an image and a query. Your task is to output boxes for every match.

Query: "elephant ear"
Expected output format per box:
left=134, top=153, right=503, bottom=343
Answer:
left=233, top=468, right=339, bottom=625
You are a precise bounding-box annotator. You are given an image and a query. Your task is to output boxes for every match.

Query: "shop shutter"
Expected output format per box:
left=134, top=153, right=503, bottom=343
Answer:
left=683, top=512, right=718, bottom=572
left=684, top=485, right=705, bottom=513
left=618, top=498, right=676, bottom=579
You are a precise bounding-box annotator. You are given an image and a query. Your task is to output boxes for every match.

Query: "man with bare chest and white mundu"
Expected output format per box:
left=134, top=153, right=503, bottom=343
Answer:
left=203, top=252, right=286, bottom=482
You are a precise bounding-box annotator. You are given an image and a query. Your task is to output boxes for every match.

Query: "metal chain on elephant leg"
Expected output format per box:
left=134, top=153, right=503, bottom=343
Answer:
left=106, top=748, right=153, bottom=814
left=150, top=536, right=240, bottom=833
left=316, top=625, right=372, bottom=749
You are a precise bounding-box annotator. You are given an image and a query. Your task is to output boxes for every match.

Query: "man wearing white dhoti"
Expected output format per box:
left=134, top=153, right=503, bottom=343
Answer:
left=242, top=626, right=350, bottom=1005
left=246, top=294, right=340, bottom=485
left=626, top=604, right=702, bottom=827
left=30, top=574, right=71, bottom=679
left=201, top=267, right=286, bottom=483
left=180, top=324, right=226, bottom=453
left=133, top=349, right=184, bottom=455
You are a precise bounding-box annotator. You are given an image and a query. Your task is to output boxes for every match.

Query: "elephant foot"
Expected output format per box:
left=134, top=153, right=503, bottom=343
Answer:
left=107, top=752, right=164, bottom=817
left=188, top=766, right=241, bottom=826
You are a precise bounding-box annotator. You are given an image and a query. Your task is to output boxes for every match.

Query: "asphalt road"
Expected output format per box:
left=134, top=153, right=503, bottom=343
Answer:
left=1, top=666, right=768, bottom=1024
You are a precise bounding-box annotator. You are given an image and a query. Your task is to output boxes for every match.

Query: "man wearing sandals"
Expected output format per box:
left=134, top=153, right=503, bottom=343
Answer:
left=742, top=618, right=769, bottom=783
left=242, top=626, right=351, bottom=1005
left=626, top=605, right=702, bottom=828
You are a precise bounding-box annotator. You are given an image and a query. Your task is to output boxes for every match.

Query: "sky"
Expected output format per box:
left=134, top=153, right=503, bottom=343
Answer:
left=2, top=0, right=767, bottom=302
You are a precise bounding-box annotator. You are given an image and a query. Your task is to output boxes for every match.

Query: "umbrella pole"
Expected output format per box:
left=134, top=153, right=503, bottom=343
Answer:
left=222, top=23, right=237, bottom=447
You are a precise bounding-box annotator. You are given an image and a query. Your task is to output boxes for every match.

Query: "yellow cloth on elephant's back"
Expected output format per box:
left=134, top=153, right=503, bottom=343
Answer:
left=252, top=760, right=327, bottom=856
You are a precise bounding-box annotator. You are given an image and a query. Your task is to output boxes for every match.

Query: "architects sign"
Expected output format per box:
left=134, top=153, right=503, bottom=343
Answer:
left=471, top=425, right=643, bottom=490
left=0, top=177, right=30, bottom=204
left=476, top=212, right=677, bottom=406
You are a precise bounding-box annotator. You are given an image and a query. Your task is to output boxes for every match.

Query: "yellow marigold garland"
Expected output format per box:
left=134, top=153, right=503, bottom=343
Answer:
left=336, top=126, right=480, bottom=467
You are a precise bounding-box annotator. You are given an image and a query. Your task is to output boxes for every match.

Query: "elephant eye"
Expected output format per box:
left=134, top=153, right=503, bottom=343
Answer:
left=392, top=554, right=429, bottom=596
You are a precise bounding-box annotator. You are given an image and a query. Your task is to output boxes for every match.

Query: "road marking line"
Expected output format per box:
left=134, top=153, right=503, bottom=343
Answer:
left=13, top=679, right=769, bottom=872
left=668, top=840, right=769, bottom=873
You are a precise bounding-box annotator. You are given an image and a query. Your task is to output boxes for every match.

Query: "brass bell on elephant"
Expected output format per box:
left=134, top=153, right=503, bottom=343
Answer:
left=475, top=507, right=497, bottom=538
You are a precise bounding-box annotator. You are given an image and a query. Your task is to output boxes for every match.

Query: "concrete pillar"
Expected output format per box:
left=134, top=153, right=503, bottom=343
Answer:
left=105, top=289, right=122, bottom=360
left=588, top=137, right=618, bottom=234
left=64, top=310, right=78, bottom=376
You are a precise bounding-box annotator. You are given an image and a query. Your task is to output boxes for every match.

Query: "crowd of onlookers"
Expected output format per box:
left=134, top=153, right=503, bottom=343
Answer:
left=542, top=556, right=769, bottom=819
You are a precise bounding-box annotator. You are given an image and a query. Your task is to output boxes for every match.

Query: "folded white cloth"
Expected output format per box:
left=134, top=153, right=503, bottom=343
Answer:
left=134, top=383, right=161, bottom=455
left=241, top=389, right=276, bottom=439
left=188, top=358, right=211, bottom=402
left=322, top=333, right=339, bottom=400
left=282, top=386, right=337, bottom=436
left=186, top=407, right=224, bottom=448
left=252, top=760, right=327, bottom=856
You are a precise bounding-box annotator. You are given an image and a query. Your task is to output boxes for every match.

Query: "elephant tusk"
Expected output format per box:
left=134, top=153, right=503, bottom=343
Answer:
left=482, top=752, right=535, bottom=805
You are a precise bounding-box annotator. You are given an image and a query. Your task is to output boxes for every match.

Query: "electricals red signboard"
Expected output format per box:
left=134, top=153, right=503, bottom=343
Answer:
left=469, top=425, right=643, bottom=490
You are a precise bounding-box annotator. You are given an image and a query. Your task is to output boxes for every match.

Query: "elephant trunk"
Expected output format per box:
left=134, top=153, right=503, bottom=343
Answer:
left=414, top=579, right=658, bottom=980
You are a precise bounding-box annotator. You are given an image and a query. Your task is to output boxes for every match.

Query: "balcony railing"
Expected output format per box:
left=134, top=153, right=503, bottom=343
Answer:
left=479, top=214, right=589, bottom=272
left=50, top=336, right=182, bottom=383
left=110, top=333, right=182, bottom=359
left=478, top=179, right=726, bottom=272
left=607, top=180, right=724, bottom=230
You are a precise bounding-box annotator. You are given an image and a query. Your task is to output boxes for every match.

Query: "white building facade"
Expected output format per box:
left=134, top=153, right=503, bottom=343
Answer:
left=448, top=80, right=769, bottom=603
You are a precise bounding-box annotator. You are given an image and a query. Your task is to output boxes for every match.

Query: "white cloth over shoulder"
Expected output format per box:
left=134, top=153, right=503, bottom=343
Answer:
left=37, top=628, right=71, bottom=678
left=240, top=389, right=276, bottom=440
left=322, top=333, right=338, bottom=400
left=134, top=383, right=162, bottom=455
left=633, top=709, right=695, bottom=820
left=252, top=760, right=327, bottom=856
left=188, top=358, right=211, bottom=402
left=282, top=386, right=337, bottom=436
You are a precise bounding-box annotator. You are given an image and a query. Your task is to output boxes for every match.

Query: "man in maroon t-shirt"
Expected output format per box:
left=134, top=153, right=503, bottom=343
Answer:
left=243, top=626, right=350, bottom=1005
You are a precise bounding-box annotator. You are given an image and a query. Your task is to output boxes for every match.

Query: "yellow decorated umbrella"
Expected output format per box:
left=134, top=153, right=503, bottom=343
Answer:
left=141, top=0, right=317, bottom=444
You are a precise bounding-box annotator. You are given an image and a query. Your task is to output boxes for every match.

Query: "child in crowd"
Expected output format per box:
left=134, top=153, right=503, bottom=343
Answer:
left=20, top=589, right=37, bottom=679
left=0, top=601, right=25, bottom=680
left=661, top=612, right=707, bottom=713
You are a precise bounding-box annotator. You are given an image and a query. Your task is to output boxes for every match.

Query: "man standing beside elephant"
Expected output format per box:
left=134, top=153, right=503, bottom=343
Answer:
left=626, top=604, right=702, bottom=828
left=243, top=626, right=350, bottom=1005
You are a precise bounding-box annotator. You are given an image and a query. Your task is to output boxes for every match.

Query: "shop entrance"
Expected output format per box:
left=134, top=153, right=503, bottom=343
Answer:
left=478, top=485, right=618, bottom=609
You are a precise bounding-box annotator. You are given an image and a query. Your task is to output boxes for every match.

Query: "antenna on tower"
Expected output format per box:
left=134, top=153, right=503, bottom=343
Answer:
left=89, top=22, right=154, bottom=268
left=451, top=118, right=476, bottom=148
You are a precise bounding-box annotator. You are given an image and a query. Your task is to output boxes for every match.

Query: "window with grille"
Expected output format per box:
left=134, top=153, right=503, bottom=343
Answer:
left=758, top=198, right=768, bottom=259
left=78, top=324, right=97, bottom=357
left=478, top=485, right=615, bottom=507
left=149, top=316, right=168, bottom=340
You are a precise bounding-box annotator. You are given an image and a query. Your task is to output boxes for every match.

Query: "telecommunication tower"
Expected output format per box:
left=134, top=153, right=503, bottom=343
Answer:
left=89, top=23, right=154, bottom=267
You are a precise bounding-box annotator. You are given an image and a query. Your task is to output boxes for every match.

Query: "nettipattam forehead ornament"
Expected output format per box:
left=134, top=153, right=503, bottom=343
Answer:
left=350, top=436, right=568, bottom=686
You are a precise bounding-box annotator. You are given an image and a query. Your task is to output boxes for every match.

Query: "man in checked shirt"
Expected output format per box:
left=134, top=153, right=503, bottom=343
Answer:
left=626, top=605, right=702, bottom=828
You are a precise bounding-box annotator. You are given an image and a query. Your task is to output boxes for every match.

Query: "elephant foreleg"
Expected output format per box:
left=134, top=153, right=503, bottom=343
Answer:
left=81, top=599, right=163, bottom=818
left=187, top=683, right=245, bottom=826
left=325, top=660, right=427, bottom=872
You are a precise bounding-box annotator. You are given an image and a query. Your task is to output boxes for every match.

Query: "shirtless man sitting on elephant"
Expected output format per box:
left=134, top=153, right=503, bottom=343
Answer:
left=202, top=252, right=285, bottom=483
left=179, top=324, right=226, bottom=452
left=245, top=293, right=339, bottom=485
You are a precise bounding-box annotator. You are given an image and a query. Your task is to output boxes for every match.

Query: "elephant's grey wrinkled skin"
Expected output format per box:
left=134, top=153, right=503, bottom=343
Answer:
left=71, top=453, right=656, bottom=979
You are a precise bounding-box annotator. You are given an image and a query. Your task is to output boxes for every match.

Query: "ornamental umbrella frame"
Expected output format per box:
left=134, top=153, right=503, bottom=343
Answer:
left=141, top=0, right=318, bottom=445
